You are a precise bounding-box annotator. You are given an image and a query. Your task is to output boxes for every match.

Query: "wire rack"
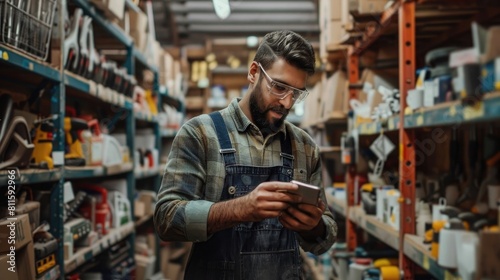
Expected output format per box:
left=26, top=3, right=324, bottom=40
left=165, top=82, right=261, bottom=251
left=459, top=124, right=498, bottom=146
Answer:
left=0, top=0, right=57, bottom=61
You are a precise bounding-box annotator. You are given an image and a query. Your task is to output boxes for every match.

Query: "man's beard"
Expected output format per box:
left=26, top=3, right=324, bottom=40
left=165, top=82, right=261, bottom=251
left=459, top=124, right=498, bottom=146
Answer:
left=249, top=82, right=289, bottom=136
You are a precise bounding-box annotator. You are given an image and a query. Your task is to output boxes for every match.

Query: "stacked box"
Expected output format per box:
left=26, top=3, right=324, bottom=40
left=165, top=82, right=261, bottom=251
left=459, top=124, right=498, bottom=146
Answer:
left=349, top=0, right=388, bottom=14
left=129, top=9, right=149, bottom=52
left=321, top=70, right=349, bottom=119
left=90, top=0, right=125, bottom=21
left=159, top=52, right=174, bottom=87
left=319, top=0, right=350, bottom=59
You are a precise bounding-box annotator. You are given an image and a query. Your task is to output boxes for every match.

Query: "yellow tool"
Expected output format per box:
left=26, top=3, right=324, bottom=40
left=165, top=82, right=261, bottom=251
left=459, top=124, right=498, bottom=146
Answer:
left=144, top=89, right=158, bottom=115
left=30, top=118, right=55, bottom=169
left=380, top=265, right=400, bottom=280
left=430, top=220, right=447, bottom=259
left=64, top=117, right=89, bottom=166
left=373, top=258, right=398, bottom=268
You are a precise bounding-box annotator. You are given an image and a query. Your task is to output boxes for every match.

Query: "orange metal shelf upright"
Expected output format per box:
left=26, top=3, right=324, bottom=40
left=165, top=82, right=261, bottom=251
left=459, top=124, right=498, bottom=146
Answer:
left=398, top=1, right=417, bottom=279
left=345, top=0, right=418, bottom=278
left=346, top=53, right=359, bottom=252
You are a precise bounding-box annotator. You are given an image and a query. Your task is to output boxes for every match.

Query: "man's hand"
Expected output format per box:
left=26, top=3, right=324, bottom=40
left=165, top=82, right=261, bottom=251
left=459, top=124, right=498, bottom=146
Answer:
left=208, top=181, right=301, bottom=234
left=237, top=181, right=302, bottom=221
left=278, top=199, right=326, bottom=240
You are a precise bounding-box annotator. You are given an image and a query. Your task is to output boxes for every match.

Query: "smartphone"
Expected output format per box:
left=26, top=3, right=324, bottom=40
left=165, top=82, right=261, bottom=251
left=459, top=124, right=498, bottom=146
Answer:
left=290, top=180, right=320, bottom=206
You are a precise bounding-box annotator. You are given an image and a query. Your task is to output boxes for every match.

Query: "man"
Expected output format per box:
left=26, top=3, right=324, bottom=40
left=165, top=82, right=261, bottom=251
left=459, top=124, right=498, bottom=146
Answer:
left=154, top=30, right=337, bottom=280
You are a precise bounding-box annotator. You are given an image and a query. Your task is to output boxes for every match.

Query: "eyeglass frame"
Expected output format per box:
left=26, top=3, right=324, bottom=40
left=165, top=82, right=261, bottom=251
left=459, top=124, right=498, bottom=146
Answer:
left=257, top=63, right=309, bottom=103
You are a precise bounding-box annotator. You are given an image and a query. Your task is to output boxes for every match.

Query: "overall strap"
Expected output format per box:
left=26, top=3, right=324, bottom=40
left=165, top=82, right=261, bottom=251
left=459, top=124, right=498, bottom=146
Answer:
left=209, top=111, right=237, bottom=166
left=280, top=133, right=294, bottom=169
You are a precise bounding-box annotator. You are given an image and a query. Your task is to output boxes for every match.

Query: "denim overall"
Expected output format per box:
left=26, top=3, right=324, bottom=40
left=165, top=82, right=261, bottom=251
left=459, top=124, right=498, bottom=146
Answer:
left=184, top=112, right=302, bottom=280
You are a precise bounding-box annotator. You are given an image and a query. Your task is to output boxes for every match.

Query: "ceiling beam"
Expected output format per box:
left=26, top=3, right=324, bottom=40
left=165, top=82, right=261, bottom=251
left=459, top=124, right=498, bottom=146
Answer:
left=185, top=23, right=320, bottom=33
left=170, top=12, right=318, bottom=24
left=169, top=1, right=316, bottom=13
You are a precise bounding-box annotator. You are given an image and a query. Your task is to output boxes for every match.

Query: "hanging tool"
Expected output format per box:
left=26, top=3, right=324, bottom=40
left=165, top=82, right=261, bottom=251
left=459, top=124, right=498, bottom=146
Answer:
left=86, top=24, right=100, bottom=81
left=369, top=133, right=395, bottom=184
left=77, top=15, right=92, bottom=77
left=475, top=152, right=500, bottom=212
left=439, top=128, right=461, bottom=205
left=457, top=127, right=479, bottom=206
left=64, top=8, right=82, bottom=71
left=0, top=94, right=34, bottom=170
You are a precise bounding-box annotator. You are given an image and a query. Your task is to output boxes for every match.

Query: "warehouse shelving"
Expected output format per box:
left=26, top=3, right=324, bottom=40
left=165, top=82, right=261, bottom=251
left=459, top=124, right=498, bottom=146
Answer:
left=135, top=111, right=159, bottom=123
left=355, top=91, right=500, bottom=135
left=64, top=162, right=134, bottom=179
left=404, top=235, right=461, bottom=280
left=64, top=222, right=135, bottom=274
left=160, top=128, right=178, bottom=138
left=134, top=213, right=154, bottom=228
left=0, top=46, right=61, bottom=81
left=0, top=0, right=183, bottom=278
left=134, top=167, right=160, bottom=180
left=38, top=265, right=61, bottom=280
left=72, top=0, right=133, bottom=47
left=325, top=189, right=347, bottom=216
left=333, top=0, right=500, bottom=279
left=0, top=169, right=62, bottom=186
left=64, top=71, right=134, bottom=109
left=325, top=192, right=461, bottom=279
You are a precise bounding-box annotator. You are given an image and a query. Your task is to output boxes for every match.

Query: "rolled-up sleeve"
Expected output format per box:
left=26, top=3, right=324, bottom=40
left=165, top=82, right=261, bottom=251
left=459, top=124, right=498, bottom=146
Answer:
left=184, top=200, right=214, bottom=241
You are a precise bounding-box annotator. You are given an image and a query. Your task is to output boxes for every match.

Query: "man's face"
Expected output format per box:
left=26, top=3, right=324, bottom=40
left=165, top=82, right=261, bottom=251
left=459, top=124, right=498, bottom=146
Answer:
left=249, top=77, right=288, bottom=136
left=249, top=60, right=307, bottom=136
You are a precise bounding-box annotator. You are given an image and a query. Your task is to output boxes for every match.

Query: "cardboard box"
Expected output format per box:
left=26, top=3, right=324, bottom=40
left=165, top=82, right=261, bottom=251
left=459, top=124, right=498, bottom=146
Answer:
left=129, top=9, right=148, bottom=34
left=16, top=242, right=35, bottom=280
left=15, top=201, right=40, bottom=232
left=110, top=0, right=125, bottom=20
left=0, top=214, right=32, bottom=253
left=477, top=231, right=500, bottom=280
left=185, top=96, right=205, bottom=110
left=130, top=30, right=148, bottom=53
left=329, top=0, right=343, bottom=21
left=0, top=242, right=36, bottom=280
left=329, top=20, right=345, bottom=45
left=349, top=0, right=388, bottom=14
left=321, top=70, right=348, bottom=118
left=135, top=255, right=156, bottom=280
left=160, top=52, right=174, bottom=82
left=0, top=254, right=18, bottom=280
left=90, top=0, right=125, bottom=21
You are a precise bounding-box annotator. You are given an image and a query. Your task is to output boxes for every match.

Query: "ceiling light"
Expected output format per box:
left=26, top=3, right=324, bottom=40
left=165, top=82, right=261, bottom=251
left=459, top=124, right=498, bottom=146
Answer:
left=212, top=0, right=231, bottom=20
left=246, top=36, right=258, bottom=48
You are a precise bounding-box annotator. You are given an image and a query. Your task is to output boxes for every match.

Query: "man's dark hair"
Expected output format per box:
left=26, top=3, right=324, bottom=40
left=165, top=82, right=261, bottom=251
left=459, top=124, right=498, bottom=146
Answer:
left=254, top=30, right=316, bottom=76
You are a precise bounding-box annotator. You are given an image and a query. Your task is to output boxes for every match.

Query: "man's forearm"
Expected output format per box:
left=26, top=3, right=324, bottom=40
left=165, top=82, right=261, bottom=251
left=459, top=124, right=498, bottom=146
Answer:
left=207, top=198, right=245, bottom=235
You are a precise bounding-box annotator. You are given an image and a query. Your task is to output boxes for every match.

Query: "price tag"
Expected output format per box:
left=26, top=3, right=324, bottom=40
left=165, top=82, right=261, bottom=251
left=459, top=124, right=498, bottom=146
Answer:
left=422, top=255, right=430, bottom=270
left=89, top=81, right=97, bottom=96
left=92, top=244, right=101, bottom=255
left=449, top=105, right=457, bottom=117
left=388, top=120, right=395, bottom=130
left=77, top=254, right=85, bottom=267
left=416, top=115, right=424, bottom=126
left=52, top=151, right=64, bottom=166
left=365, top=123, right=376, bottom=134
left=109, top=232, right=117, bottom=244
left=463, top=102, right=484, bottom=120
